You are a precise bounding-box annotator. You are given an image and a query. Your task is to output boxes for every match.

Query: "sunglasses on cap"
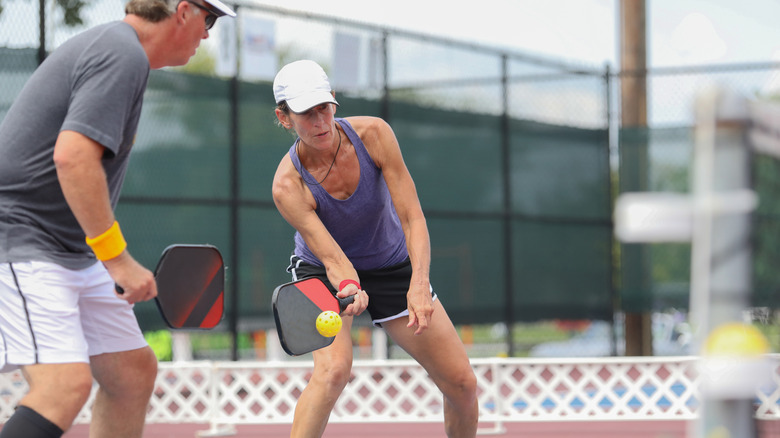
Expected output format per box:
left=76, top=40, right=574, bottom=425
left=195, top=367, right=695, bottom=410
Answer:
left=183, top=0, right=218, bottom=30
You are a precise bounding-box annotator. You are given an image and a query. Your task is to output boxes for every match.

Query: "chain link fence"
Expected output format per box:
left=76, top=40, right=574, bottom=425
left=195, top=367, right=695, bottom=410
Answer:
left=1, top=2, right=779, bottom=358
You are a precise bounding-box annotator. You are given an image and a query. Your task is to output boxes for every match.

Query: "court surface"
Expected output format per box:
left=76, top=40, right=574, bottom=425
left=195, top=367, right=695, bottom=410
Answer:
left=59, top=420, right=780, bottom=437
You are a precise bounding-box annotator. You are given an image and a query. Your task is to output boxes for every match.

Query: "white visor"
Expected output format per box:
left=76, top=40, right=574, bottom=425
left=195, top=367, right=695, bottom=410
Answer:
left=273, top=60, right=339, bottom=113
left=203, top=0, right=236, bottom=17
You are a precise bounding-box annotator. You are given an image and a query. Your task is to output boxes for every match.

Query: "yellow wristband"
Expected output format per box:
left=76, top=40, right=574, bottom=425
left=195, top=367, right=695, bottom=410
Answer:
left=85, top=221, right=127, bottom=261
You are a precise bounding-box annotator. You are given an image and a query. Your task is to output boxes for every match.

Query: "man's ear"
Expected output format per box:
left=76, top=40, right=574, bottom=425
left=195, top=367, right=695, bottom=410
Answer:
left=174, top=0, right=188, bottom=25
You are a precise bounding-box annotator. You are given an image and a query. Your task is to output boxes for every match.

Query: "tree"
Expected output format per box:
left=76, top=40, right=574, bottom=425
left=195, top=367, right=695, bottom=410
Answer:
left=55, top=0, right=88, bottom=26
left=171, top=44, right=217, bottom=76
left=0, top=0, right=87, bottom=26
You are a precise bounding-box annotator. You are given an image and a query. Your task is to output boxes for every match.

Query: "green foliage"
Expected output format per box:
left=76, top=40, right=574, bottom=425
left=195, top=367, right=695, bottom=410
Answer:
left=755, top=322, right=780, bottom=352
left=275, top=43, right=318, bottom=70
left=171, top=45, right=217, bottom=76
left=188, top=332, right=253, bottom=352
left=145, top=330, right=173, bottom=361
left=55, top=0, right=86, bottom=26
left=0, top=0, right=85, bottom=26
left=650, top=243, right=690, bottom=283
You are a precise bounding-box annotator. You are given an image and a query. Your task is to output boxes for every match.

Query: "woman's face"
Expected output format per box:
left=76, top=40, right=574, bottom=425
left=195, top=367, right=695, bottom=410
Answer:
left=282, top=103, right=338, bottom=150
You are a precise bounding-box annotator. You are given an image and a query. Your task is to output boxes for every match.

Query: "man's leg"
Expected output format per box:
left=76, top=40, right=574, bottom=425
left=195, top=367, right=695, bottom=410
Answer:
left=0, top=362, right=93, bottom=437
left=88, top=346, right=158, bottom=438
left=0, top=405, right=64, bottom=437
left=384, top=300, right=479, bottom=438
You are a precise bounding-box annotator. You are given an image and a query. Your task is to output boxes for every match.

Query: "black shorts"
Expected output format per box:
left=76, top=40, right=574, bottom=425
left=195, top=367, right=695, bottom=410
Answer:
left=286, top=255, right=437, bottom=327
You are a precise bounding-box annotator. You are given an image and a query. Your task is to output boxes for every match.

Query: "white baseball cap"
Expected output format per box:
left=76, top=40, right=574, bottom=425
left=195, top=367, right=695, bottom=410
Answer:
left=273, top=60, right=339, bottom=113
left=202, top=0, right=236, bottom=17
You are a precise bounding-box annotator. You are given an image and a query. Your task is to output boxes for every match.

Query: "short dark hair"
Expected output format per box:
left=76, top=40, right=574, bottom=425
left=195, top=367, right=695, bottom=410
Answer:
left=125, top=0, right=178, bottom=22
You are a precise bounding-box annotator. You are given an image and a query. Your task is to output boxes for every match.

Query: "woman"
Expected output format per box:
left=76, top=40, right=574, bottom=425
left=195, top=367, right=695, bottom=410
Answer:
left=271, top=60, right=479, bottom=438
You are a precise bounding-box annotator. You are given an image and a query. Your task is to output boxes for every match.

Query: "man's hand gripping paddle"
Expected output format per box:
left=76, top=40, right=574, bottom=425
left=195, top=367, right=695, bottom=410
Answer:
left=118, top=244, right=225, bottom=329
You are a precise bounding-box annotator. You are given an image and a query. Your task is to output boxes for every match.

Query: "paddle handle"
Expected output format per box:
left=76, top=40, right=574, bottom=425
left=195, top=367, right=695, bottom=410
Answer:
left=338, top=295, right=355, bottom=313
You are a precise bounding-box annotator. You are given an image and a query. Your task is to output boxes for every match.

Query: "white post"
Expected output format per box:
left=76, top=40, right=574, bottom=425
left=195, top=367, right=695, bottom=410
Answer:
left=689, top=87, right=767, bottom=438
left=372, top=328, right=387, bottom=360
left=614, top=86, right=769, bottom=438
left=171, top=331, right=193, bottom=361
left=266, top=328, right=285, bottom=361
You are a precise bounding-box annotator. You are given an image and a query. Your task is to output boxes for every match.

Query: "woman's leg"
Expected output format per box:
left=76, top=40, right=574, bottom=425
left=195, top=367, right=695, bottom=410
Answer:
left=290, top=316, right=355, bottom=438
left=383, top=300, right=478, bottom=438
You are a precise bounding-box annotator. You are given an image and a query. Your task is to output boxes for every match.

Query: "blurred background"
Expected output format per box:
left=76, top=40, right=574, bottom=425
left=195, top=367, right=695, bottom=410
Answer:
left=1, top=0, right=779, bottom=361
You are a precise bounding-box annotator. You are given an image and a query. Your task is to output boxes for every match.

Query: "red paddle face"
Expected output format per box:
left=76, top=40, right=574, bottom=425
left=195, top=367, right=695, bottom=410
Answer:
left=154, top=245, right=225, bottom=329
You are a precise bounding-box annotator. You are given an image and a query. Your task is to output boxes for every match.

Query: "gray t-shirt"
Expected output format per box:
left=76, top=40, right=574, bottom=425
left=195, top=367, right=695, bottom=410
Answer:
left=0, top=21, right=149, bottom=269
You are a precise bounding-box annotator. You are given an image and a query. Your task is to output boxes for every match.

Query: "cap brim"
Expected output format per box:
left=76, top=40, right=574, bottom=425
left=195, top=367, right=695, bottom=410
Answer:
left=203, top=0, right=236, bottom=17
left=287, top=92, right=339, bottom=113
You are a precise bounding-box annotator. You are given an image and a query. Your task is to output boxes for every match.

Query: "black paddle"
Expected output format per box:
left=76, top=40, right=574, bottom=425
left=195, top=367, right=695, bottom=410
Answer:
left=117, top=244, right=225, bottom=329
left=271, top=278, right=354, bottom=356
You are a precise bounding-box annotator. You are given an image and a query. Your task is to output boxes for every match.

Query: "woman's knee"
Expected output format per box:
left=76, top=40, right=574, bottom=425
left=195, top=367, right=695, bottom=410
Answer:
left=311, top=337, right=354, bottom=390
left=312, top=358, right=352, bottom=390
left=441, top=367, right=478, bottom=403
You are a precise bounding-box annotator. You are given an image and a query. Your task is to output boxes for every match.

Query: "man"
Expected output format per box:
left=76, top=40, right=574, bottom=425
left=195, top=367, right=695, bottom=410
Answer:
left=0, top=0, right=235, bottom=436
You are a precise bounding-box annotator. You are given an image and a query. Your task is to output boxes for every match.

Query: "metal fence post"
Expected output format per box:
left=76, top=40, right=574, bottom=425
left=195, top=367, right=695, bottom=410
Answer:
left=500, top=54, right=515, bottom=357
left=37, top=0, right=46, bottom=64
left=380, top=31, right=389, bottom=122
left=229, top=3, right=241, bottom=361
left=604, top=63, right=618, bottom=356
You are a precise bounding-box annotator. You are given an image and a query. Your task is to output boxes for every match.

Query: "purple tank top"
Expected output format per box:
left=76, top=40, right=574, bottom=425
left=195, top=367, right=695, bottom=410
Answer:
left=290, top=118, right=408, bottom=270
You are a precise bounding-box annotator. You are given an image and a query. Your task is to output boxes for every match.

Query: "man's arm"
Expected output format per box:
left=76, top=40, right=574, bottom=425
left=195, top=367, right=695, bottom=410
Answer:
left=53, top=130, right=156, bottom=303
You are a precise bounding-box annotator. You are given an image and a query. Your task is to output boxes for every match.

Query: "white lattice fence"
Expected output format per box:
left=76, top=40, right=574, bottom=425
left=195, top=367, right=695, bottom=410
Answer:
left=149, top=363, right=216, bottom=423
left=1, top=356, right=779, bottom=429
left=491, top=358, right=700, bottom=420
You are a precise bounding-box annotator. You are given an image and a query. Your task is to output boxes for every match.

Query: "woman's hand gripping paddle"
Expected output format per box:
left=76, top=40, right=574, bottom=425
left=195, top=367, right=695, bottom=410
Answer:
left=272, top=278, right=354, bottom=356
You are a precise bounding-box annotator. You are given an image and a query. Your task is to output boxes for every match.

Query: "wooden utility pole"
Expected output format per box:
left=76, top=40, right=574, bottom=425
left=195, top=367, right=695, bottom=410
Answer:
left=620, top=0, right=652, bottom=356
left=620, top=0, right=647, bottom=126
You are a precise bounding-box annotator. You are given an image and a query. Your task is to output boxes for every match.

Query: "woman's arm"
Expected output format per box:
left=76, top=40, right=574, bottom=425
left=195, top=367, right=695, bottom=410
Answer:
left=357, top=117, right=433, bottom=335
left=271, top=155, right=368, bottom=315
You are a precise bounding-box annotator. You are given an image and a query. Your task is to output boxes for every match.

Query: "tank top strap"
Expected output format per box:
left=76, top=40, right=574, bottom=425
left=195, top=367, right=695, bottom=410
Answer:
left=336, top=118, right=376, bottom=173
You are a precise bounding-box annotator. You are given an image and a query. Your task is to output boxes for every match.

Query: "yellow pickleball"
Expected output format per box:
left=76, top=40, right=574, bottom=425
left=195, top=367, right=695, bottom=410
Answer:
left=703, top=322, right=769, bottom=357
left=316, top=310, right=342, bottom=337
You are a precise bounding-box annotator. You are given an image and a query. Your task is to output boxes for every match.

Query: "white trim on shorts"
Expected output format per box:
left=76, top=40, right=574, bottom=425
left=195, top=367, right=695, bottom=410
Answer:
left=0, top=261, right=148, bottom=372
left=288, top=254, right=303, bottom=281
left=370, top=286, right=438, bottom=327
